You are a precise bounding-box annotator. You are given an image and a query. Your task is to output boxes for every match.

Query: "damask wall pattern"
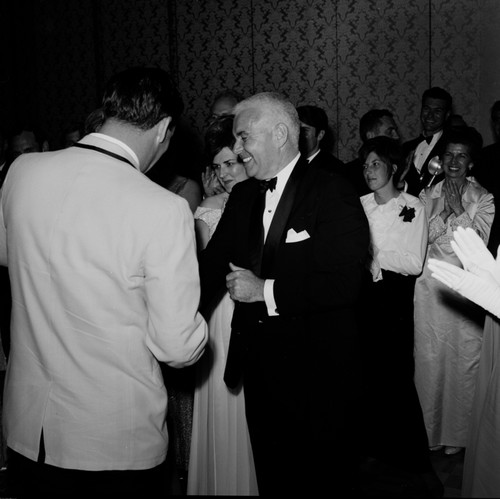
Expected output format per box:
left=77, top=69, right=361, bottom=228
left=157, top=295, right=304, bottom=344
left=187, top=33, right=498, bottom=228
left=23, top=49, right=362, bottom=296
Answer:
left=174, top=0, right=254, bottom=134
left=21, top=0, right=484, bottom=162
left=430, top=0, right=480, bottom=130
left=336, top=0, right=431, bottom=158
left=173, top=0, right=481, bottom=161
left=98, top=0, right=173, bottom=87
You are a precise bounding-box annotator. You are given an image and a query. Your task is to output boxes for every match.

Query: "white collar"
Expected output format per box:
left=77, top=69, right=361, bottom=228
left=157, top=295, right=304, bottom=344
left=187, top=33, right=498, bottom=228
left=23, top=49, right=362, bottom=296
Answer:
left=272, top=153, right=301, bottom=190
left=89, top=133, right=140, bottom=168
left=307, top=149, right=321, bottom=163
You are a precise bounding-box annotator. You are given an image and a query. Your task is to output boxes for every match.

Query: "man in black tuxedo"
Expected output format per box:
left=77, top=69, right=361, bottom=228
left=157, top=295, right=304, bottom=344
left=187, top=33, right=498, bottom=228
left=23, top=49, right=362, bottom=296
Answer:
left=401, top=87, right=453, bottom=196
left=199, top=92, right=369, bottom=496
left=297, top=104, right=345, bottom=172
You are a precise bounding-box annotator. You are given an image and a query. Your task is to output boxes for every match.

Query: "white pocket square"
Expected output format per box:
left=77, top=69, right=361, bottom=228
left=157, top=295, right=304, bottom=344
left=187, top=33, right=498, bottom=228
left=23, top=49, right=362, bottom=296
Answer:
left=286, top=228, right=310, bottom=243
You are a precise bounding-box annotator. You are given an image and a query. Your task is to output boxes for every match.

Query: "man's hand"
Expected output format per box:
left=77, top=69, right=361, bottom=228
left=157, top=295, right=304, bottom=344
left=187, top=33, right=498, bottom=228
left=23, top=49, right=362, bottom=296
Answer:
left=226, top=263, right=265, bottom=302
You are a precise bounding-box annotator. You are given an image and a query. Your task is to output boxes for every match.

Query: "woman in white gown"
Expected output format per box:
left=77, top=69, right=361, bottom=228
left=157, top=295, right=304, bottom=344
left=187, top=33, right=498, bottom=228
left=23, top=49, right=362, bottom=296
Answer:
left=429, top=227, right=500, bottom=497
left=187, top=115, right=258, bottom=495
left=413, top=127, right=494, bottom=456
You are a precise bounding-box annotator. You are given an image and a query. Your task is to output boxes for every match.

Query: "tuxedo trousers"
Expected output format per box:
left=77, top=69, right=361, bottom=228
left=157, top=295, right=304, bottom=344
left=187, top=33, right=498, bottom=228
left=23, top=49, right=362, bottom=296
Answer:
left=7, top=448, right=168, bottom=497
left=241, top=316, right=360, bottom=496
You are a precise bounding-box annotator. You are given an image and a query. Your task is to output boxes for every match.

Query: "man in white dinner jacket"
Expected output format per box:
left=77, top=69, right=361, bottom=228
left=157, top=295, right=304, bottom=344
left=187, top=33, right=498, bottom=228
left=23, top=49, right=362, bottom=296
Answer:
left=0, top=67, right=207, bottom=496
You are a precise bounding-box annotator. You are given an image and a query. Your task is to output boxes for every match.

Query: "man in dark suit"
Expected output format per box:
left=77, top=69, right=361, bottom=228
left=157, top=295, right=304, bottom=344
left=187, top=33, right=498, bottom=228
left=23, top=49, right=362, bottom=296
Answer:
left=401, top=87, right=453, bottom=196
left=297, top=104, right=345, bottom=172
left=199, top=92, right=369, bottom=496
left=473, top=100, right=500, bottom=254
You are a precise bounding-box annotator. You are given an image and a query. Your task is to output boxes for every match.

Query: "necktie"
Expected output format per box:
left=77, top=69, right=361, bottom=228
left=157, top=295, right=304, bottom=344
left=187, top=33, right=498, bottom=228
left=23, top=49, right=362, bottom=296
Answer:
left=421, top=135, right=433, bottom=145
left=258, top=177, right=277, bottom=193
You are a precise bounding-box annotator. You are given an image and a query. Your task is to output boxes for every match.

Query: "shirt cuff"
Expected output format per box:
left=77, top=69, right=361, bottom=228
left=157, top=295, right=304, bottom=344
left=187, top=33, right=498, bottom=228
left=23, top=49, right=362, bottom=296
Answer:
left=264, top=279, right=279, bottom=316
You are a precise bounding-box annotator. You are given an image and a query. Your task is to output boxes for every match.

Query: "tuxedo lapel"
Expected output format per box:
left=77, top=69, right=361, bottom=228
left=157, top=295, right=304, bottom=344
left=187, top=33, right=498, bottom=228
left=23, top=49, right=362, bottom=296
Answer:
left=248, top=181, right=266, bottom=276
left=261, top=157, right=308, bottom=277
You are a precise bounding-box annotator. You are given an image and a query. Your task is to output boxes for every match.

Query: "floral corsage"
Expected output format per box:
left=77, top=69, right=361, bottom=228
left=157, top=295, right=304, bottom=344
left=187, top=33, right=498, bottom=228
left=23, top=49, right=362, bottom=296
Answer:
left=399, top=205, right=416, bottom=222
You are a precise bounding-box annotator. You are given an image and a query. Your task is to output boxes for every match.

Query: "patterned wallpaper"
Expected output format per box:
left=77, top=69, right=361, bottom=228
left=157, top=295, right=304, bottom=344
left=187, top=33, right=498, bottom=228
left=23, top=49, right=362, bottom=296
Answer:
left=9, top=0, right=486, bottom=162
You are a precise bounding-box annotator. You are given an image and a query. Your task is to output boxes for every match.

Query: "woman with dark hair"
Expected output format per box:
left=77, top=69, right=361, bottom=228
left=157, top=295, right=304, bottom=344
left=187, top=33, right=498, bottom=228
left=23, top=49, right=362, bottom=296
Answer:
left=187, top=115, right=257, bottom=496
left=414, top=126, right=494, bottom=457
left=357, top=137, right=441, bottom=494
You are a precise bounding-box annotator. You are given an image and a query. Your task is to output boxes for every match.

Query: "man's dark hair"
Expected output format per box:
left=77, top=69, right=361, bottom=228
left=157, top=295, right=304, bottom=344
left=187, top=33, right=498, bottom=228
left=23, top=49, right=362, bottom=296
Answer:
left=358, top=136, right=405, bottom=186
left=84, top=108, right=105, bottom=135
left=204, top=115, right=235, bottom=161
left=8, top=123, right=47, bottom=149
left=101, top=67, right=184, bottom=131
left=212, top=89, right=244, bottom=106
left=297, top=105, right=329, bottom=136
left=443, top=126, right=483, bottom=164
left=359, top=109, right=394, bottom=143
left=422, top=87, right=453, bottom=111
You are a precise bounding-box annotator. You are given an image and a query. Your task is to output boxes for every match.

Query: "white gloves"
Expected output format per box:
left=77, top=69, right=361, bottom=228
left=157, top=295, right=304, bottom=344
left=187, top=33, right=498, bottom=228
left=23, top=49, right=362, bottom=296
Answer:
left=428, top=227, right=500, bottom=319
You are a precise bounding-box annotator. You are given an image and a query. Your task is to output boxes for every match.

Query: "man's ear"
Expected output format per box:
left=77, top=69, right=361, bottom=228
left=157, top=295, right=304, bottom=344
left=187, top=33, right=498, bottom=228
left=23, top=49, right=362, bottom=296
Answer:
left=274, top=122, right=289, bottom=147
left=156, top=116, right=173, bottom=144
left=366, top=131, right=375, bottom=140
left=42, top=140, right=50, bottom=152
left=317, top=129, right=325, bottom=142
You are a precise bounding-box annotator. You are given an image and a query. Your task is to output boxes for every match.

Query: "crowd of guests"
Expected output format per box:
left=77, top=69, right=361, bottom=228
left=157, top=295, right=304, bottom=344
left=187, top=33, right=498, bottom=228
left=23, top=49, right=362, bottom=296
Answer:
left=0, top=68, right=500, bottom=498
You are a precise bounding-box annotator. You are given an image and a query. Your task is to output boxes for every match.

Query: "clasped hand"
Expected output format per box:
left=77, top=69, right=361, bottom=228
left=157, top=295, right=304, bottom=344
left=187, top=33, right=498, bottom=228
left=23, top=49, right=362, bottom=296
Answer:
left=226, top=263, right=265, bottom=303
left=441, top=181, right=464, bottom=219
left=428, top=226, right=500, bottom=318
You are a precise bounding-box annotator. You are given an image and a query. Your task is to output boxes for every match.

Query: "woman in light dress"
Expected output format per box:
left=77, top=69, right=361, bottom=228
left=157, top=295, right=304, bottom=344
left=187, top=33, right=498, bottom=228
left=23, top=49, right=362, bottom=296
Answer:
left=357, top=137, right=442, bottom=495
left=187, top=115, right=258, bottom=496
left=429, top=226, right=500, bottom=497
left=414, top=127, right=494, bottom=456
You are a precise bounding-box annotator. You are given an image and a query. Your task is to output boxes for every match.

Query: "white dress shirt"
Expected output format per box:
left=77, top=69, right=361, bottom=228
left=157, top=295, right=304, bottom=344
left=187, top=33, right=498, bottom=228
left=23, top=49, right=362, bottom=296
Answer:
left=262, top=153, right=301, bottom=315
left=360, top=191, right=428, bottom=281
left=413, top=130, right=442, bottom=173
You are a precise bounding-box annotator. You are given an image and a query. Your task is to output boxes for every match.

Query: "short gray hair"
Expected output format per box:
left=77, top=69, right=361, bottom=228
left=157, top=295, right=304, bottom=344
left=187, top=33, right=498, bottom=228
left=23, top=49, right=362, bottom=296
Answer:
left=234, top=92, right=300, bottom=146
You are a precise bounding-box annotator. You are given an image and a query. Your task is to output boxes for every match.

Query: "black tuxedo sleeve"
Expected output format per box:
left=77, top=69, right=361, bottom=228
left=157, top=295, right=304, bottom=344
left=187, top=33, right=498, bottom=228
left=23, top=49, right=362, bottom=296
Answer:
left=198, top=180, right=255, bottom=316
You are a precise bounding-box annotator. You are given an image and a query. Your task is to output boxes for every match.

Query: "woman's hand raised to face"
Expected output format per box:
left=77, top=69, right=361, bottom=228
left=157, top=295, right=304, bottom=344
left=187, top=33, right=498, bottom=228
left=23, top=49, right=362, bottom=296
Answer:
left=202, top=165, right=225, bottom=197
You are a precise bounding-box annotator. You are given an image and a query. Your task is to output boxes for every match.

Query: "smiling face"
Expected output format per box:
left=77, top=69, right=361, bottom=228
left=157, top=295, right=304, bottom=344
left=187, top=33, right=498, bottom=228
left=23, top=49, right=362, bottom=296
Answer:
left=420, top=97, right=450, bottom=135
left=232, top=106, right=278, bottom=180
left=442, top=142, right=473, bottom=181
left=212, top=146, right=248, bottom=193
left=363, top=152, right=394, bottom=193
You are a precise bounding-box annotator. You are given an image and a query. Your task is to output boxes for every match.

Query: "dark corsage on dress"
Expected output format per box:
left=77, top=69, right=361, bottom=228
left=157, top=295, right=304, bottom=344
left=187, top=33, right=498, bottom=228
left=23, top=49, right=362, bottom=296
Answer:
left=399, top=205, right=416, bottom=222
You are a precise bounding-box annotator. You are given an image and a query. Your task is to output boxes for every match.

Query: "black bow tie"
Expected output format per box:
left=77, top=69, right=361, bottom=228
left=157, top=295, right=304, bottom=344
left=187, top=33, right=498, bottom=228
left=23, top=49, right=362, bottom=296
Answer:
left=421, top=135, right=433, bottom=145
left=258, top=177, right=277, bottom=193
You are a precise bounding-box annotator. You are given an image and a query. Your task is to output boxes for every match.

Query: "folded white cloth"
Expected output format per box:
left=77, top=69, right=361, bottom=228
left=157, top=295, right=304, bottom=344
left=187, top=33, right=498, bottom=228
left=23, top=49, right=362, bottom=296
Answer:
left=285, top=228, right=310, bottom=243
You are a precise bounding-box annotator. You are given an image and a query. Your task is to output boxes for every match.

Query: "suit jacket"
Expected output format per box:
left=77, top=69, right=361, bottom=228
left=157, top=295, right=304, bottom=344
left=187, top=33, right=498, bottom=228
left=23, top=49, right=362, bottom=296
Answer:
left=309, top=148, right=345, bottom=173
left=474, top=142, right=500, bottom=253
left=343, top=156, right=371, bottom=196
left=199, top=153, right=369, bottom=412
left=0, top=134, right=207, bottom=470
left=402, top=131, right=448, bottom=196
